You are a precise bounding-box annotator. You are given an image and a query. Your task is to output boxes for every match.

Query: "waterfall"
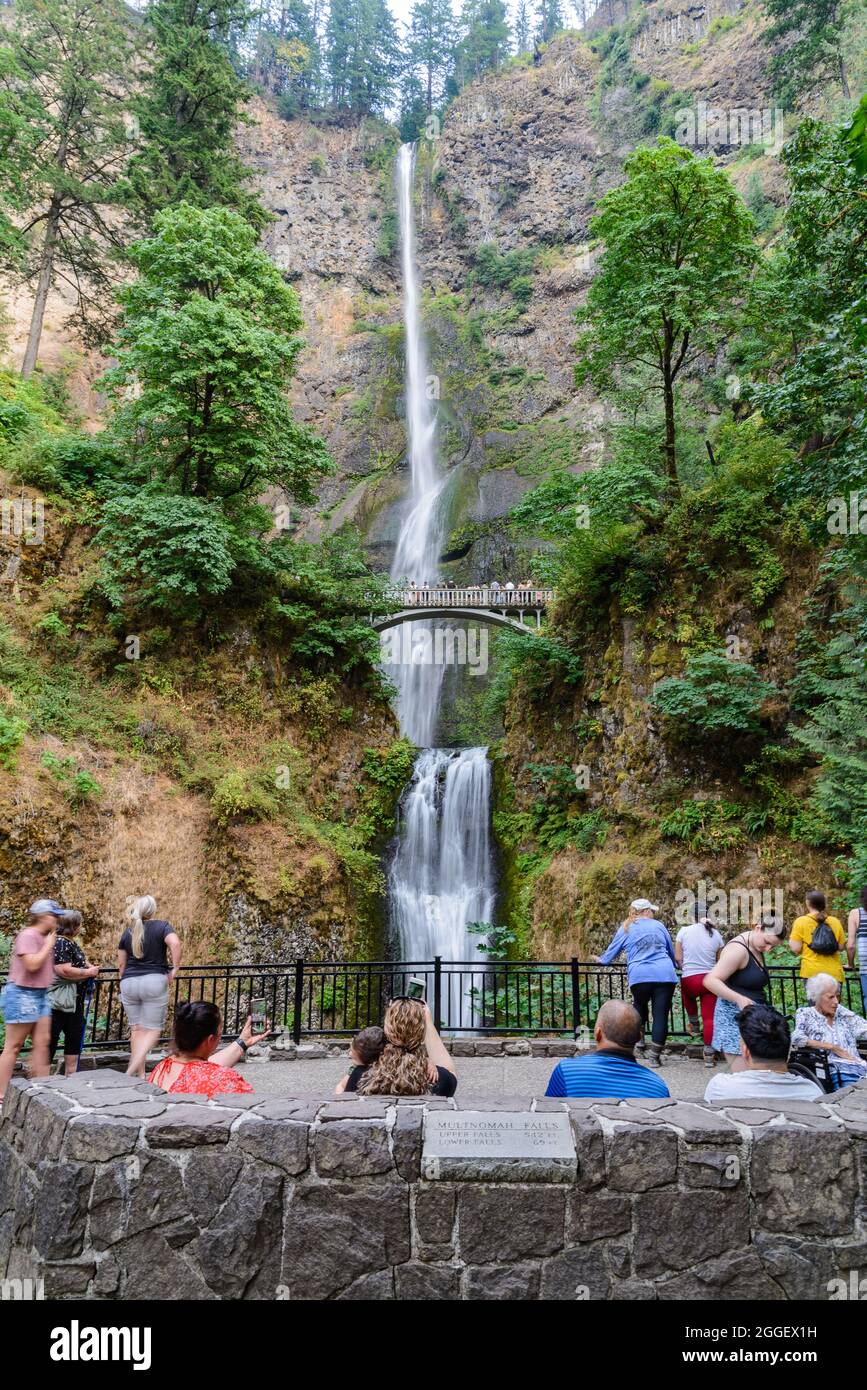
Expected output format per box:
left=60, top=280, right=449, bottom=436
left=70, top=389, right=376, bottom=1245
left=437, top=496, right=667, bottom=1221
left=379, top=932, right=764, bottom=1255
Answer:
left=386, top=144, right=497, bottom=981
left=388, top=143, right=448, bottom=748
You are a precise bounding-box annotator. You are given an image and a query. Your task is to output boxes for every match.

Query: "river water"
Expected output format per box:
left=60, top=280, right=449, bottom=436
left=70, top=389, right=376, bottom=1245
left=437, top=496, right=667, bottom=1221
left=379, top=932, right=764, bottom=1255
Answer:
left=386, top=144, right=497, bottom=979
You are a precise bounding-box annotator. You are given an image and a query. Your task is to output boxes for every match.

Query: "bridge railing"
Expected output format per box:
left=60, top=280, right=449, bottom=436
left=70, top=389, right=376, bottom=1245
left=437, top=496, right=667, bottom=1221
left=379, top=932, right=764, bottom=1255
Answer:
left=383, top=586, right=554, bottom=608
left=4, top=958, right=858, bottom=1049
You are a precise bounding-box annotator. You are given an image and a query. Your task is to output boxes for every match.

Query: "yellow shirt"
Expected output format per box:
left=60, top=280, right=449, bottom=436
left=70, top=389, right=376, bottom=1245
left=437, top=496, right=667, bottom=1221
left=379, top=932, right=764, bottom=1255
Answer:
left=790, top=914, right=846, bottom=981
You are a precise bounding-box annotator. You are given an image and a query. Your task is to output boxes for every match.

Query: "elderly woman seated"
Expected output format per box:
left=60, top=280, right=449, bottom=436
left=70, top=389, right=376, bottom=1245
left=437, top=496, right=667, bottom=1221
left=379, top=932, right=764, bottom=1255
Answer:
left=792, top=973, right=867, bottom=1087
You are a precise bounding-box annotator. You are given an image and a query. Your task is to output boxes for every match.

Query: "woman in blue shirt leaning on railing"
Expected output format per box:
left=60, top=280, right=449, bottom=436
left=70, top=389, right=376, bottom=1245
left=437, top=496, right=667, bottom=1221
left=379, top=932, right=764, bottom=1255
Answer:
left=594, top=898, right=678, bottom=1068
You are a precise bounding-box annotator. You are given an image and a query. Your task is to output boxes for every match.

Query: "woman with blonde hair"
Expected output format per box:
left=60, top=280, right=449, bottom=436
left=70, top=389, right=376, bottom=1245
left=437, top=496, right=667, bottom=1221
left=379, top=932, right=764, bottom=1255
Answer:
left=118, top=895, right=181, bottom=1078
left=352, top=999, right=457, bottom=1096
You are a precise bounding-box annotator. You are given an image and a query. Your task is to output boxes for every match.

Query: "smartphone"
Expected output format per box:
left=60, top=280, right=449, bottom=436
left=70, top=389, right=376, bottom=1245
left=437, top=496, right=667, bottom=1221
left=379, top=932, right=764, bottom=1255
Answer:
left=251, top=996, right=268, bottom=1031
left=406, top=977, right=426, bottom=1001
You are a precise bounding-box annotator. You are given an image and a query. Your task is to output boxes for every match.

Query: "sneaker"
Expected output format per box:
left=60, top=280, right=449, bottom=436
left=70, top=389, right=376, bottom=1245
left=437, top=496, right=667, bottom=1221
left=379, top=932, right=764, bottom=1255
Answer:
left=703, top=1046, right=716, bottom=1069
left=646, top=1043, right=663, bottom=1069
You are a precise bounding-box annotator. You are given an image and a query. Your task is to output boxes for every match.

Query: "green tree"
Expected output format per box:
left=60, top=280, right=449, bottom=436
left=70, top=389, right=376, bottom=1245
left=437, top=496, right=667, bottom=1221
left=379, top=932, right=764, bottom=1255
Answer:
left=513, top=0, right=531, bottom=52
left=746, top=117, right=867, bottom=498
left=455, top=0, right=511, bottom=84
left=325, top=0, right=402, bottom=116
left=103, top=202, right=331, bottom=509
left=0, top=0, right=137, bottom=377
left=535, top=0, right=564, bottom=43
left=575, top=138, right=757, bottom=492
left=763, top=0, right=853, bottom=104
left=129, top=0, right=266, bottom=227
left=408, top=0, right=455, bottom=112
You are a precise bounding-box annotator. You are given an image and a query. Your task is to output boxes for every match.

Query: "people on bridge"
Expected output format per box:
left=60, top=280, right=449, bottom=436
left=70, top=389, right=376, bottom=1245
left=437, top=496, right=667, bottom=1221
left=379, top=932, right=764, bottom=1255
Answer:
left=49, top=909, right=100, bottom=1077
left=149, top=1001, right=270, bottom=1097
left=0, top=898, right=65, bottom=1102
left=788, top=889, right=846, bottom=983
left=675, top=914, right=724, bottom=1068
left=847, top=884, right=867, bottom=1012
left=792, top=973, right=867, bottom=1088
left=595, top=899, right=677, bottom=1068
left=704, top=914, right=785, bottom=1069
left=118, top=895, right=182, bottom=1078
left=351, top=999, right=457, bottom=1096
left=703, top=1003, right=823, bottom=1103
left=545, top=1001, right=670, bottom=1099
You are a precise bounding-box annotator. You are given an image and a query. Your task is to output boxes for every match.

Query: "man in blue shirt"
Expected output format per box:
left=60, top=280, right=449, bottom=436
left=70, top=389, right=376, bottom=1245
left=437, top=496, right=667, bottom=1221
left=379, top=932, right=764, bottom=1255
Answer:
left=544, top=1000, right=671, bottom=1099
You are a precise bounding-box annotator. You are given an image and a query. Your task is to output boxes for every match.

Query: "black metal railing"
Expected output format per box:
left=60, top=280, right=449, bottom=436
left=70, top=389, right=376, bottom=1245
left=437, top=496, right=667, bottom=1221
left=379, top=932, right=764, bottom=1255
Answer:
left=3, top=959, right=864, bottom=1050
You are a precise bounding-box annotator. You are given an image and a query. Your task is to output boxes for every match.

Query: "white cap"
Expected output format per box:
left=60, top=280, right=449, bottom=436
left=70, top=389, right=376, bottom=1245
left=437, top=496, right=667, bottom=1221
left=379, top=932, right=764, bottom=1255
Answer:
left=630, top=898, right=659, bottom=914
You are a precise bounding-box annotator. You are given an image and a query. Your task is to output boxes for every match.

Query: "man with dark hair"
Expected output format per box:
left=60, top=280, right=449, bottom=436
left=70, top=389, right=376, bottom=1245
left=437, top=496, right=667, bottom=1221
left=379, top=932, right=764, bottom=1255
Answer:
left=544, top=1001, right=670, bottom=1099
left=704, top=1002, right=823, bottom=1102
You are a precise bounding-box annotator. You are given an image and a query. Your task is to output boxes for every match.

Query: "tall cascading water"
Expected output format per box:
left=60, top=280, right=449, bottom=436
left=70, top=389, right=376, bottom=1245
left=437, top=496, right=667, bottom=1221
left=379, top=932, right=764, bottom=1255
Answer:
left=386, top=145, right=497, bottom=993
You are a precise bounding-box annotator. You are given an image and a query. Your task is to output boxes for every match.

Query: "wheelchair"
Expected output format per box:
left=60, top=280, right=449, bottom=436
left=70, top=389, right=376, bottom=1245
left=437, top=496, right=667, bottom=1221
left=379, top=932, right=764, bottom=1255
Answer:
left=787, top=1046, right=846, bottom=1094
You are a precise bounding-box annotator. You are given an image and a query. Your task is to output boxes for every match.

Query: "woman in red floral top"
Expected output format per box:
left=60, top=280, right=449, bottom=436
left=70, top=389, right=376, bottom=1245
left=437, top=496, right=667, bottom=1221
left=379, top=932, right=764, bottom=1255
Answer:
left=149, top=1001, right=269, bottom=1097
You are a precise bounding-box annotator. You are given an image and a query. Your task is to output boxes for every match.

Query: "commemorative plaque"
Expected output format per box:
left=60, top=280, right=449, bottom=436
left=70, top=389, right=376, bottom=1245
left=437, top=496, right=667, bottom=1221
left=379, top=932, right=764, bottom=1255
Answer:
left=422, top=1110, right=577, bottom=1181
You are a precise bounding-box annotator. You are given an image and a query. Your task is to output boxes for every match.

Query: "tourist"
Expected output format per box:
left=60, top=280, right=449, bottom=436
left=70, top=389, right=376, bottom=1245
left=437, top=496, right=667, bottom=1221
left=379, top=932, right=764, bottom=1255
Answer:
left=149, top=1001, right=270, bottom=1097
left=490, top=579, right=501, bottom=593
left=704, top=915, right=785, bottom=1069
left=675, top=914, right=724, bottom=1067
left=545, top=1001, right=670, bottom=1099
left=49, top=910, right=100, bottom=1076
left=351, top=999, right=457, bottom=1096
left=118, top=895, right=182, bottom=1078
left=0, top=899, right=66, bottom=1101
left=846, top=885, right=867, bottom=1011
left=504, top=579, right=515, bottom=592
left=334, top=1025, right=386, bottom=1094
left=704, top=1003, right=823, bottom=1102
left=788, top=890, right=846, bottom=982
left=595, top=899, right=677, bottom=1067
left=792, top=973, right=867, bottom=1088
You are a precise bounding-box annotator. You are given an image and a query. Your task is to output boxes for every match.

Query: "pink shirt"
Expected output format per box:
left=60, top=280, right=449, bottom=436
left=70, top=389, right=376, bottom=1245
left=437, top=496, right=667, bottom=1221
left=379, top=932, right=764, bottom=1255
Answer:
left=9, top=927, right=55, bottom=988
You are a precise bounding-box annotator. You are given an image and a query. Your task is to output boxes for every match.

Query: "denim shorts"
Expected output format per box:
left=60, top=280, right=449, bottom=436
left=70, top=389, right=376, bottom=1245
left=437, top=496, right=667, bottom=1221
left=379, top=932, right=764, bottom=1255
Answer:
left=120, top=973, right=169, bottom=1030
left=0, top=983, right=52, bottom=1024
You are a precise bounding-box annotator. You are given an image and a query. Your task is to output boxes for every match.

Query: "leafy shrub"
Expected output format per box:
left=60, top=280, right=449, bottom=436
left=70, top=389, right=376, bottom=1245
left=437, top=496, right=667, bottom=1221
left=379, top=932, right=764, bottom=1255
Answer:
left=650, top=651, right=778, bottom=736
left=473, top=243, right=536, bottom=305
left=0, top=706, right=27, bottom=770
left=210, top=770, right=279, bottom=825
left=41, top=751, right=102, bottom=806
left=96, top=490, right=237, bottom=615
left=659, top=799, right=746, bottom=852
left=13, top=432, right=122, bottom=495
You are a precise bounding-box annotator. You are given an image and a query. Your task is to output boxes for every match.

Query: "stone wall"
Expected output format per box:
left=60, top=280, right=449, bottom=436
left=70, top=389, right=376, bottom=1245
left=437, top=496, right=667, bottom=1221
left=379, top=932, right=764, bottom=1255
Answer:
left=2, top=1071, right=867, bottom=1300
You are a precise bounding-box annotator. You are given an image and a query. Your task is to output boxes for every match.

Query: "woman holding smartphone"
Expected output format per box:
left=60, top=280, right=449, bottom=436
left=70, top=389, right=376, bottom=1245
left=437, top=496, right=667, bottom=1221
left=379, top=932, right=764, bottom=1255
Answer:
left=149, top=1001, right=270, bottom=1096
left=351, top=998, right=457, bottom=1096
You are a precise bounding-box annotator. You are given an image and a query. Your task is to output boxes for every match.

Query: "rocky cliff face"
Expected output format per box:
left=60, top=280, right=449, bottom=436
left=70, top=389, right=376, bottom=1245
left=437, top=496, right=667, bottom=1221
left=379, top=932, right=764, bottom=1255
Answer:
left=244, top=0, right=776, bottom=580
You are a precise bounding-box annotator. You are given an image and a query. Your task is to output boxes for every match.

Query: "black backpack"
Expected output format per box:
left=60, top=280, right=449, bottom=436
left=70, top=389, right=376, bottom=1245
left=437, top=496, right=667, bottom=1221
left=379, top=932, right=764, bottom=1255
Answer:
left=809, top=917, right=838, bottom=955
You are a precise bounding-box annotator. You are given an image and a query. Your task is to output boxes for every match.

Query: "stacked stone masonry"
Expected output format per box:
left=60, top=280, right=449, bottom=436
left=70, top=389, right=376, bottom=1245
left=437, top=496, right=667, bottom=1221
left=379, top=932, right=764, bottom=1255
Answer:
left=2, top=1071, right=867, bottom=1300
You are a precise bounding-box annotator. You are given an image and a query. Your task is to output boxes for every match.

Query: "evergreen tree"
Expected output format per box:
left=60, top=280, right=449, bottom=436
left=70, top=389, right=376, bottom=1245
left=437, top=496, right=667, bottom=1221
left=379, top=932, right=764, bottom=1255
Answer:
left=535, top=0, right=564, bottom=43
left=253, top=0, right=322, bottom=113
left=763, top=0, right=853, bottom=105
left=397, top=69, right=429, bottom=141
left=325, top=0, right=401, bottom=116
left=0, top=0, right=137, bottom=377
left=455, top=0, right=510, bottom=84
left=513, top=0, right=531, bottom=53
left=575, top=139, right=757, bottom=492
left=408, top=0, right=455, bottom=113
left=129, top=0, right=266, bottom=228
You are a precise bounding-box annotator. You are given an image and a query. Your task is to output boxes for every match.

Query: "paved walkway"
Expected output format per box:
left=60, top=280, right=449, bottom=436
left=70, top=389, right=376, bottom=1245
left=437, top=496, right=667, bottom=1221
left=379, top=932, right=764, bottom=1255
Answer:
left=240, top=1053, right=711, bottom=1101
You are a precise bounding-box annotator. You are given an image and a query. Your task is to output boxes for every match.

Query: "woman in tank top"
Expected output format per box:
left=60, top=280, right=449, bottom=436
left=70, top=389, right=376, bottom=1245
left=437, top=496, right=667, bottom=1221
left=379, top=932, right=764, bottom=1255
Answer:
left=847, top=886, right=867, bottom=1014
left=704, top=915, right=786, bottom=1069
